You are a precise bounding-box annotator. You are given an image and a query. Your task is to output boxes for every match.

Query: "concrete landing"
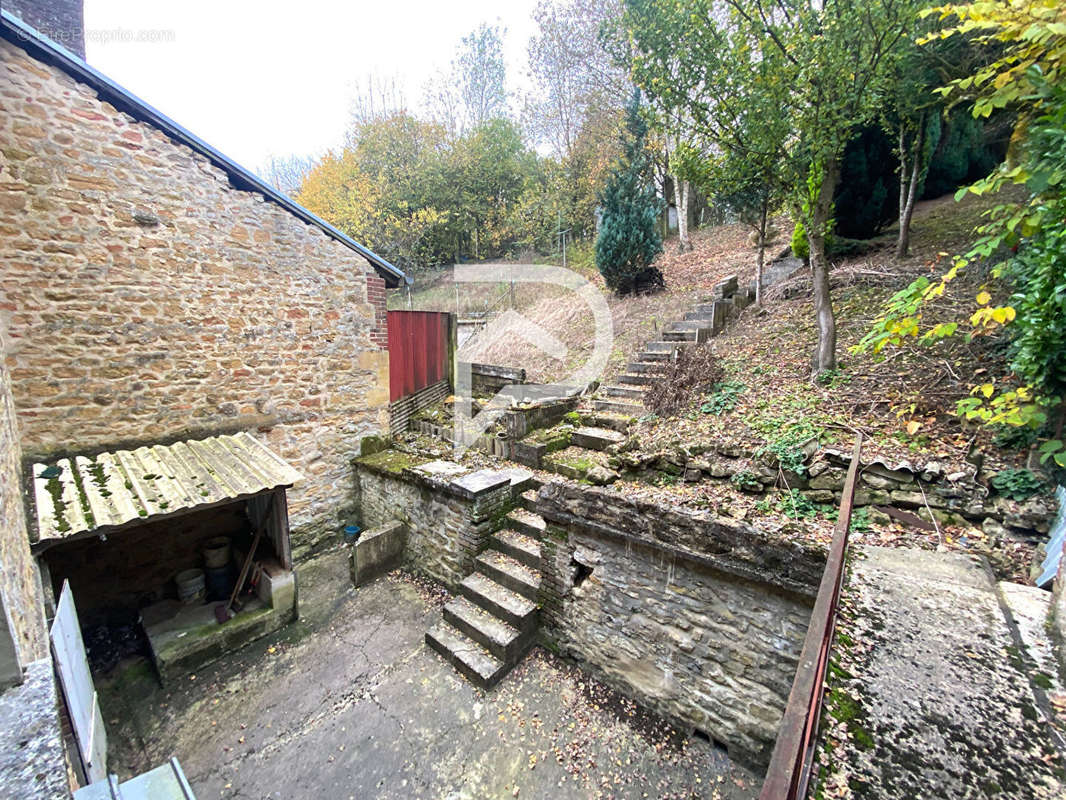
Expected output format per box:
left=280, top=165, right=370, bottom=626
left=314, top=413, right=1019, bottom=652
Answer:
left=100, top=550, right=759, bottom=799
left=814, top=546, right=1065, bottom=799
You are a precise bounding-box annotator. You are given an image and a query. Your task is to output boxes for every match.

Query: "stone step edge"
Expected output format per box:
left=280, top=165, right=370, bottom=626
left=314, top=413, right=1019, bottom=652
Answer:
left=425, top=621, right=507, bottom=689
left=443, top=596, right=523, bottom=662
left=460, top=573, right=537, bottom=629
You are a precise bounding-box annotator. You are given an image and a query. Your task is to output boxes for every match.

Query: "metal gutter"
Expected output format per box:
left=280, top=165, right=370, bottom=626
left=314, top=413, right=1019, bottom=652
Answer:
left=0, top=9, right=410, bottom=288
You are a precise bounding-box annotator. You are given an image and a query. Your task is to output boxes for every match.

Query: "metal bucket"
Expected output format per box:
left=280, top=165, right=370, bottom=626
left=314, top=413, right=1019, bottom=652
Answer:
left=175, top=568, right=205, bottom=604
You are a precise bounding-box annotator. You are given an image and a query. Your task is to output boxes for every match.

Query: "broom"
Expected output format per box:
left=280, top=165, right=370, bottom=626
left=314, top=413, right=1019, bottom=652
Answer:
left=215, top=494, right=275, bottom=623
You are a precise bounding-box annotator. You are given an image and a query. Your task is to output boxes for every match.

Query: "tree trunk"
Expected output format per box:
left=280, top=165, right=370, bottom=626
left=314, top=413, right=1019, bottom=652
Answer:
left=896, top=115, right=926, bottom=259
left=674, top=176, right=692, bottom=252
left=755, top=196, right=768, bottom=306
left=808, top=160, right=841, bottom=375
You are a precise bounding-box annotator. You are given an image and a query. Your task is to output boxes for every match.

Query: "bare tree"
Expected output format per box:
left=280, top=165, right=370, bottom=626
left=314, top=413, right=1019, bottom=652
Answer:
left=526, top=0, right=630, bottom=156
left=456, top=23, right=508, bottom=130
left=348, top=74, right=408, bottom=132
left=421, top=68, right=461, bottom=136
left=260, top=154, right=315, bottom=196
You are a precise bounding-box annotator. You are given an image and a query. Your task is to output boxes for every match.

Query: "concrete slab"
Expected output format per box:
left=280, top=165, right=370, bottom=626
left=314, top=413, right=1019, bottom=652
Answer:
left=0, top=659, right=69, bottom=799
left=143, top=596, right=291, bottom=685
left=813, top=546, right=1065, bottom=799
left=100, top=550, right=758, bottom=800
left=999, top=582, right=1066, bottom=741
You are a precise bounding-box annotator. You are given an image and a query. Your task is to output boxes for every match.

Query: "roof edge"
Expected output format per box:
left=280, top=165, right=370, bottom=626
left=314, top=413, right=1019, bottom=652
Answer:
left=0, top=10, right=410, bottom=288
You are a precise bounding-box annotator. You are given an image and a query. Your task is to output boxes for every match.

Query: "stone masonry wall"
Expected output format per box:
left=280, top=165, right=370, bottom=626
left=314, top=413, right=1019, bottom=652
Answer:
left=354, top=456, right=512, bottom=589
left=535, top=481, right=822, bottom=769
left=0, top=331, right=48, bottom=665
left=0, top=40, right=392, bottom=558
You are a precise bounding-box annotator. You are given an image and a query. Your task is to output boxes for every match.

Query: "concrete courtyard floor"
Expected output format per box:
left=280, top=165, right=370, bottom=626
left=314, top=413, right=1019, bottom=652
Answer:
left=98, top=548, right=759, bottom=799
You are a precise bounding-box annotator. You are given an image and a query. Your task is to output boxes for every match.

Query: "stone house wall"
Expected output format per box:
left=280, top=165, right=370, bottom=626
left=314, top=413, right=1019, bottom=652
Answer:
left=534, top=481, right=822, bottom=769
left=0, top=332, right=48, bottom=666
left=0, top=39, right=392, bottom=559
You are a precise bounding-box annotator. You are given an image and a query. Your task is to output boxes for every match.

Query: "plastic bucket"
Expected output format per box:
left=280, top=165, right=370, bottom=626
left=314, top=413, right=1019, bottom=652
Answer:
left=204, top=565, right=234, bottom=601
left=202, top=537, right=231, bottom=568
left=175, top=568, right=205, bottom=604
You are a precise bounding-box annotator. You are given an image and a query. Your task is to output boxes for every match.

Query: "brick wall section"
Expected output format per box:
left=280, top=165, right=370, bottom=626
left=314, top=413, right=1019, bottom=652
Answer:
left=0, top=333, right=48, bottom=665
left=534, top=481, right=823, bottom=770
left=366, top=274, right=388, bottom=348
left=0, top=40, right=392, bottom=558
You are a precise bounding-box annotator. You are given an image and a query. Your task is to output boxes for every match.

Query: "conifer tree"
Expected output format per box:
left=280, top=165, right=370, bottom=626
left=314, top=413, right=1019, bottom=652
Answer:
left=595, top=95, right=664, bottom=294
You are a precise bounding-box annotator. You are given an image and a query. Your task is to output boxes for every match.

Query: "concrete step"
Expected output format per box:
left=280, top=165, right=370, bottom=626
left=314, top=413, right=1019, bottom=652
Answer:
left=638, top=351, right=674, bottom=362
left=683, top=311, right=715, bottom=322
left=581, top=411, right=633, bottom=434
left=426, top=621, right=507, bottom=689
left=603, top=384, right=645, bottom=401
left=460, top=572, right=537, bottom=630
left=505, top=507, right=546, bottom=539
left=626, top=360, right=670, bottom=375
left=662, top=329, right=699, bottom=342
left=493, top=528, right=541, bottom=570
left=666, top=320, right=712, bottom=332
left=571, top=426, right=626, bottom=451
left=645, top=341, right=687, bottom=353
left=475, top=550, right=541, bottom=601
left=443, top=595, right=526, bottom=663
left=592, top=399, right=644, bottom=416
left=518, top=488, right=538, bottom=513
left=616, top=373, right=655, bottom=386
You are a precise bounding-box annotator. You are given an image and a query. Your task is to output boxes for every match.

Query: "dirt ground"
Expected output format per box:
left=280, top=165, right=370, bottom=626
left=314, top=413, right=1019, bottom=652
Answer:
left=98, top=548, right=759, bottom=800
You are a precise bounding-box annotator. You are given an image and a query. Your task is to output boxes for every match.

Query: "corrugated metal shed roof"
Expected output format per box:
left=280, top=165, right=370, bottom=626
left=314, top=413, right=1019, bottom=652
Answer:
left=31, top=433, right=302, bottom=548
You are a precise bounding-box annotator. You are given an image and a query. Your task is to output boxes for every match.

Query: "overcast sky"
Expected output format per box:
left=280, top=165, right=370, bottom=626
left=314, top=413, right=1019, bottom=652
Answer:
left=84, top=0, right=540, bottom=176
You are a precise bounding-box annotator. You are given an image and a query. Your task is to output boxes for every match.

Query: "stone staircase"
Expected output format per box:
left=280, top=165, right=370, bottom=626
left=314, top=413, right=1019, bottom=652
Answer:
left=426, top=490, right=546, bottom=689
left=592, top=275, right=749, bottom=416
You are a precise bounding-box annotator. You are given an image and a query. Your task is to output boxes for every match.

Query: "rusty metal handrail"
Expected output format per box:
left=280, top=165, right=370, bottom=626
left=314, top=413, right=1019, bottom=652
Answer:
left=760, top=432, right=863, bottom=800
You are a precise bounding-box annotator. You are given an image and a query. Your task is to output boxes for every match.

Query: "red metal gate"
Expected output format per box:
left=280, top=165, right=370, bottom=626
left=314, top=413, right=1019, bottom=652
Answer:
left=387, top=311, right=451, bottom=402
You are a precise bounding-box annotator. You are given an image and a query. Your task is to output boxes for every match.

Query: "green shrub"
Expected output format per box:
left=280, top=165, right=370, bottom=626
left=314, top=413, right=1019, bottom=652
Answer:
left=991, top=424, right=1041, bottom=451
left=990, top=468, right=1045, bottom=501
left=779, top=489, right=820, bottom=519
left=701, top=381, right=746, bottom=415
left=849, top=507, right=871, bottom=532
left=756, top=421, right=820, bottom=477
left=731, top=470, right=762, bottom=492
left=790, top=221, right=809, bottom=259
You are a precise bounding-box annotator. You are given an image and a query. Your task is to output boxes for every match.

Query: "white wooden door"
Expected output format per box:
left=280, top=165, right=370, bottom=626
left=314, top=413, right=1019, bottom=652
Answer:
left=51, top=580, right=107, bottom=784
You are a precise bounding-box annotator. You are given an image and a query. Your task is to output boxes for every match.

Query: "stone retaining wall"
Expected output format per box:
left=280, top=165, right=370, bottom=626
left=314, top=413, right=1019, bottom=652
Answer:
left=353, top=454, right=514, bottom=589
left=0, top=40, right=393, bottom=559
left=611, top=441, right=1056, bottom=541
left=535, top=481, right=823, bottom=769
left=470, top=362, right=525, bottom=396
